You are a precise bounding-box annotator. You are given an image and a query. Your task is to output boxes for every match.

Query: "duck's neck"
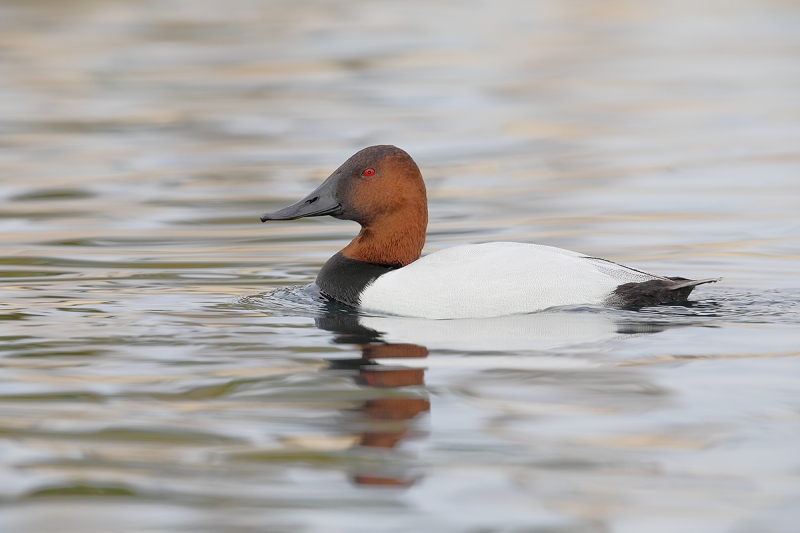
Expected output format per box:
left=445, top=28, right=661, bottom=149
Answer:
left=341, top=208, right=427, bottom=268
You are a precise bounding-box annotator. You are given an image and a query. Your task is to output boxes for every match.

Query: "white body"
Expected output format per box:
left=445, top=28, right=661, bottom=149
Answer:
left=358, top=242, right=666, bottom=319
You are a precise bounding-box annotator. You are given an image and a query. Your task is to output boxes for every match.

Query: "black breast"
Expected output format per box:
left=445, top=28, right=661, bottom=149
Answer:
left=315, top=252, right=395, bottom=307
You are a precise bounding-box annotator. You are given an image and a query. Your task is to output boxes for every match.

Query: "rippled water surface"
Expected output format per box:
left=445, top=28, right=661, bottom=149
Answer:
left=1, top=1, right=800, bottom=532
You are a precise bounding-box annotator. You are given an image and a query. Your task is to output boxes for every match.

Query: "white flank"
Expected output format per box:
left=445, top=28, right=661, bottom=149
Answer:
left=359, top=242, right=664, bottom=319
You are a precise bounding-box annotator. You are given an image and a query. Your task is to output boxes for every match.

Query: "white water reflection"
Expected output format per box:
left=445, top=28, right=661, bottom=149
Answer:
left=359, top=311, right=659, bottom=353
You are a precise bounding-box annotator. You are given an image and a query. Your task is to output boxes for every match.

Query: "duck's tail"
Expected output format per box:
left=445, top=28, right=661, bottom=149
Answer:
left=610, top=277, right=721, bottom=308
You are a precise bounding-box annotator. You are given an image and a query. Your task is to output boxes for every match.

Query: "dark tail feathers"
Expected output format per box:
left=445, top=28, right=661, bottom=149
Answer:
left=610, top=277, right=720, bottom=308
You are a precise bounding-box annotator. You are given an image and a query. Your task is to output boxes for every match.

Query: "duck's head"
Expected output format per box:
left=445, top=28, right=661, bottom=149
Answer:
left=261, top=145, right=428, bottom=267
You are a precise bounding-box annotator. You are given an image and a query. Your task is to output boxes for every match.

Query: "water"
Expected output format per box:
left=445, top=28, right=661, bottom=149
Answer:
left=1, top=0, right=800, bottom=531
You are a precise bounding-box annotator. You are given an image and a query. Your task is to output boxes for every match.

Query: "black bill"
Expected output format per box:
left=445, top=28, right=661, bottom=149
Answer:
left=260, top=173, right=342, bottom=222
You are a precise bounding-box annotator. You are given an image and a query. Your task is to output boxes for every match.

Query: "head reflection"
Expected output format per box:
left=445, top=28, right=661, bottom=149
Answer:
left=317, top=309, right=429, bottom=487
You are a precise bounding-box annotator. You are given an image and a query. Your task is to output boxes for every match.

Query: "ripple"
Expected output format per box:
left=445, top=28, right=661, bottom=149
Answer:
left=623, top=287, right=800, bottom=325
left=11, top=189, right=96, bottom=202
left=234, top=284, right=330, bottom=317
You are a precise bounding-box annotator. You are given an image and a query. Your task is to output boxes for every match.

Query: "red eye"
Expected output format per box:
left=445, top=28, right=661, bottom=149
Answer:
left=362, top=168, right=375, bottom=177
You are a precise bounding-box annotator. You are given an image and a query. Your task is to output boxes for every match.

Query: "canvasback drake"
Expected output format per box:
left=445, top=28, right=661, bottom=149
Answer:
left=261, top=145, right=718, bottom=319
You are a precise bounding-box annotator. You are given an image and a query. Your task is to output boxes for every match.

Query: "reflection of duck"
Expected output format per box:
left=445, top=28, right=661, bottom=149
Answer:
left=359, top=312, right=650, bottom=353
left=314, top=306, right=666, bottom=486
left=261, top=145, right=719, bottom=319
left=318, top=309, right=429, bottom=487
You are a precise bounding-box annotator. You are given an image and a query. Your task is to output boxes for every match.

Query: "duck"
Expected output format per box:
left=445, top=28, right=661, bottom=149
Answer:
left=260, top=145, right=718, bottom=319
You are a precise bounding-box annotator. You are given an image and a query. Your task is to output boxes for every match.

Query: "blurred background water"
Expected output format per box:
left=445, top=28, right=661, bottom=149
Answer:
left=1, top=0, right=799, bottom=531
